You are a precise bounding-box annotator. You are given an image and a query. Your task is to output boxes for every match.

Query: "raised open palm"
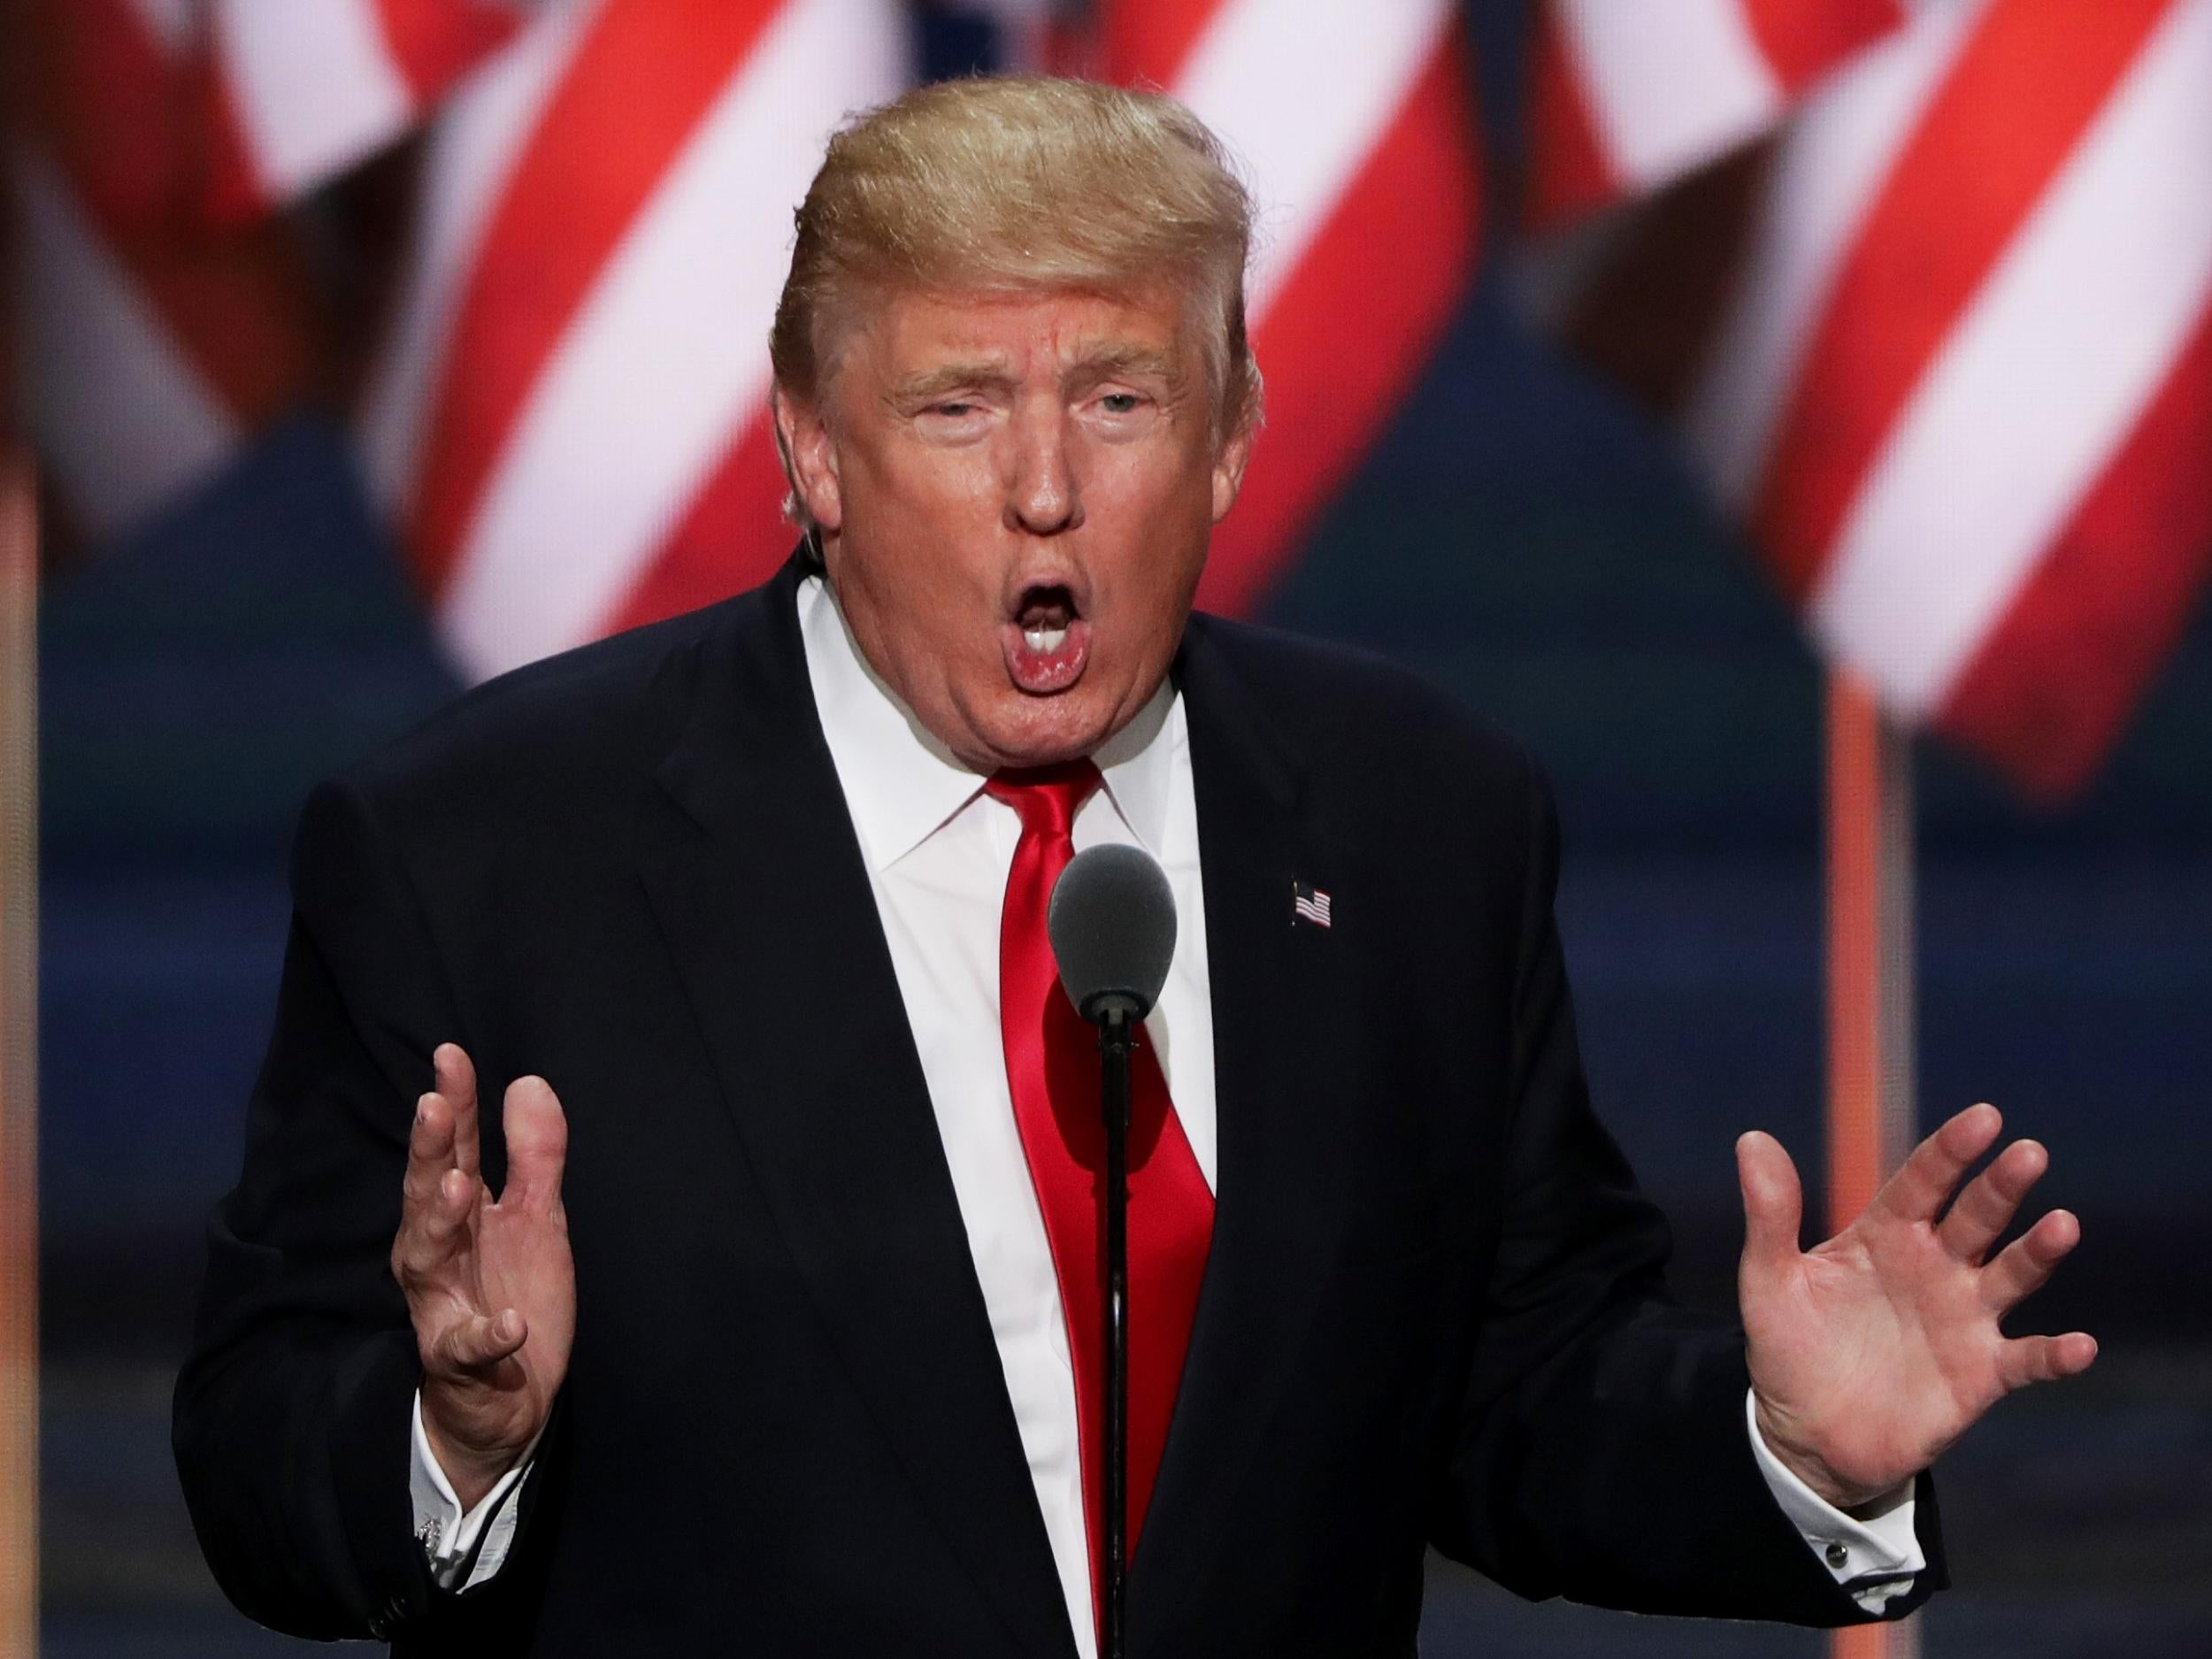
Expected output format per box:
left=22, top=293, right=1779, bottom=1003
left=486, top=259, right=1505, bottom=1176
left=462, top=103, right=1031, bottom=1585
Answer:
left=1738, top=1102, right=2097, bottom=1510
left=391, top=1043, right=576, bottom=1510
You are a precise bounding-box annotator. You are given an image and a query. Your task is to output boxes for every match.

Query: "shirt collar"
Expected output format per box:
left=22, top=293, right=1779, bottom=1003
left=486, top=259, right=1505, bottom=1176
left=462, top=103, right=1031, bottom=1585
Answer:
left=798, top=573, right=1179, bottom=871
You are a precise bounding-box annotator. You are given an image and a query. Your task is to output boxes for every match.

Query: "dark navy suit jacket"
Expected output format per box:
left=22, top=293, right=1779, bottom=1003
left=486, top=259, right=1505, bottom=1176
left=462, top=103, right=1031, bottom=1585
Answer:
left=174, top=553, right=1944, bottom=1655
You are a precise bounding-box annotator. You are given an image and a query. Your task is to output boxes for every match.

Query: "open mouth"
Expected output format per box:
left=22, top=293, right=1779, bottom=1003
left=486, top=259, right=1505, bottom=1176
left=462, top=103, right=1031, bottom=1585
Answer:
left=1002, top=581, right=1091, bottom=695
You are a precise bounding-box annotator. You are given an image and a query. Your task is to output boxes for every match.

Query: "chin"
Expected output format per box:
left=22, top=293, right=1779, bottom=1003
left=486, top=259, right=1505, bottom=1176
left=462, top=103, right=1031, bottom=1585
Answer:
left=975, top=693, right=1118, bottom=771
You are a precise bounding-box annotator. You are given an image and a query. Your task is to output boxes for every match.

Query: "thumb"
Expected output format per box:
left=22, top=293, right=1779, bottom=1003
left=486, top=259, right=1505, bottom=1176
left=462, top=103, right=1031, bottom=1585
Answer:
left=500, top=1075, right=569, bottom=1217
left=428, top=1308, right=528, bottom=1377
left=1736, top=1130, right=1804, bottom=1281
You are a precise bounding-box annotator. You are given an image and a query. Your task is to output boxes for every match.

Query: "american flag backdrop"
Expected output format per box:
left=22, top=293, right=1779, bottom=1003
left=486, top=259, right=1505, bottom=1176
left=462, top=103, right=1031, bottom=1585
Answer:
left=201, top=0, right=522, bottom=224
left=10, top=0, right=2211, bottom=802
left=1525, top=0, right=1902, bottom=231
left=1086, top=0, right=1484, bottom=617
left=9, top=0, right=320, bottom=539
left=353, top=0, right=905, bottom=680
left=1527, top=0, right=2212, bottom=801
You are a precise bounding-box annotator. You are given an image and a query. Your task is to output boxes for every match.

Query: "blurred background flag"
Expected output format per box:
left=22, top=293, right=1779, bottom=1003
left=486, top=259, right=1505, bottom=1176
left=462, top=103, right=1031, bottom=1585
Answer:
left=1087, top=0, right=1485, bottom=617
left=10, top=0, right=1485, bottom=672
left=359, top=0, right=908, bottom=680
left=200, top=0, right=523, bottom=223
left=1525, top=0, right=1906, bottom=229
left=29, top=0, right=2204, bottom=789
left=1526, top=0, right=2212, bottom=803
left=7, top=0, right=320, bottom=541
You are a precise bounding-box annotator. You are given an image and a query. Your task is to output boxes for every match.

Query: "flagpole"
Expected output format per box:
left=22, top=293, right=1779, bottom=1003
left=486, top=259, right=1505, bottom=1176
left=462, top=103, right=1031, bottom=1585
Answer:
left=0, top=444, right=39, bottom=1655
left=1824, top=668, right=1918, bottom=1659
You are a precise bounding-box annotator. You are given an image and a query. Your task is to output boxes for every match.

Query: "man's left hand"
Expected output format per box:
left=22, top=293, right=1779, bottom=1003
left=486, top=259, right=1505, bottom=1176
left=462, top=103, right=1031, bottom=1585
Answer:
left=1737, top=1102, right=2097, bottom=1511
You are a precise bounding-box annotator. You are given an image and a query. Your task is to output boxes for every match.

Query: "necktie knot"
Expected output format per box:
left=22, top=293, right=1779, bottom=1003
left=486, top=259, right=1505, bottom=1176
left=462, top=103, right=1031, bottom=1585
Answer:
left=985, top=759, right=1102, bottom=842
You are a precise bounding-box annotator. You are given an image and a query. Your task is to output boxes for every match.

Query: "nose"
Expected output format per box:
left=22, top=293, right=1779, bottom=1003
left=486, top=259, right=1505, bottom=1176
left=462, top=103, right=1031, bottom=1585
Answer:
left=1004, top=403, right=1083, bottom=536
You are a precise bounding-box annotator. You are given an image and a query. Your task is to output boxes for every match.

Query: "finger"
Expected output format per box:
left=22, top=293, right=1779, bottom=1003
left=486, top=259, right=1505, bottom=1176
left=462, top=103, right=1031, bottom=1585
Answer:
left=1996, top=1330, right=2098, bottom=1393
left=434, top=1043, right=481, bottom=1180
left=1736, top=1131, right=1804, bottom=1279
left=402, top=1089, right=458, bottom=1214
left=395, top=1167, right=475, bottom=1282
left=1937, top=1137, right=2048, bottom=1263
left=1980, top=1207, right=2081, bottom=1313
left=426, top=1308, right=528, bottom=1378
left=499, top=1076, right=569, bottom=1219
left=1872, top=1102, right=2002, bottom=1227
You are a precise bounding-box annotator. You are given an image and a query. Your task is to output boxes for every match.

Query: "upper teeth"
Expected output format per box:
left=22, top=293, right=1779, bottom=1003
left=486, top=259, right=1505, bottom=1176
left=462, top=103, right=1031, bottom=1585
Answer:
left=1024, top=626, right=1068, bottom=654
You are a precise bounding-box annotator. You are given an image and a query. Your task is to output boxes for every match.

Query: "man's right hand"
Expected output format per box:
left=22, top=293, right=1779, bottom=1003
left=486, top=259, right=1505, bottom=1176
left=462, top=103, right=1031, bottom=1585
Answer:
left=393, top=1044, right=575, bottom=1511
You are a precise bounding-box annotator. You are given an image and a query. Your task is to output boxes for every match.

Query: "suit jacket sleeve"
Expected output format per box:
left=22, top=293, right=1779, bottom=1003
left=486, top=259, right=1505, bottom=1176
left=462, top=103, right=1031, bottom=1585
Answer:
left=1425, top=759, right=1947, bottom=1624
left=171, top=778, right=554, bottom=1641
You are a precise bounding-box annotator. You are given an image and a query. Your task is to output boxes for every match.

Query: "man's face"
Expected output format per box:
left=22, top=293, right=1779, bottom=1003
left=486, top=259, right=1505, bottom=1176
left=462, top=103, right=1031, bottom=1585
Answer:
left=777, top=283, right=1250, bottom=772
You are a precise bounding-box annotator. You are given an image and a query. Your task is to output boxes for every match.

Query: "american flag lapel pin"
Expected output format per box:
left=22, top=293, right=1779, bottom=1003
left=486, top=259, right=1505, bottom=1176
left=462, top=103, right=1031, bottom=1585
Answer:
left=1292, top=879, right=1333, bottom=928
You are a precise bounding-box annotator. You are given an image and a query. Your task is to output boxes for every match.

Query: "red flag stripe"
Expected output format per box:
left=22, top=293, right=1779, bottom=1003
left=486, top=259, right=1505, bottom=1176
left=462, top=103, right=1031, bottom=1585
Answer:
left=377, top=0, right=906, bottom=677
left=202, top=0, right=522, bottom=222
left=404, top=0, right=782, bottom=600
left=1097, top=0, right=1220, bottom=88
left=380, top=0, right=522, bottom=98
left=27, top=0, right=315, bottom=425
left=598, top=415, right=792, bottom=637
left=1197, top=23, right=1481, bottom=616
left=201, top=64, right=276, bottom=227
left=1749, top=0, right=2176, bottom=603
left=1096, top=0, right=1480, bottom=618
left=1522, top=7, right=1617, bottom=230
left=1935, top=294, right=2212, bottom=800
left=1743, top=0, right=1903, bottom=90
left=12, top=0, right=319, bottom=534
left=1524, top=0, right=1909, bottom=231
left=22, top=0, right=193, bottom=233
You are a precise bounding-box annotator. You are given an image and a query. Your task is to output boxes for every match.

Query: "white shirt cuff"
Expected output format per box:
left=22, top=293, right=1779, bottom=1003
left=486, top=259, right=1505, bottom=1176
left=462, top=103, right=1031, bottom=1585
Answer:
left=409, top=1390, right=539, bottom=1591
left=1746, top=1389, right=1924, bottom=1614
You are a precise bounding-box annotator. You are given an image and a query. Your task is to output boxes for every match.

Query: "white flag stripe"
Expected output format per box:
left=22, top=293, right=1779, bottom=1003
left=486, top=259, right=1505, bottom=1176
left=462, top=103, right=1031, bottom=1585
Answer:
left=360, top=0, right=604, bottom=515
left=214, top=1, right=414, bottom=202
left=1683, top=0, right=1984, bottom=509
left=1171, top=0, right=1455, bottom=319
left=1552, top=0, right=1779, bottom=190
left=10, top=150, right=239, bottom=536
left=441, top=0, right=902, bottom=676
left=1811, top=0, right=2212, bottom=715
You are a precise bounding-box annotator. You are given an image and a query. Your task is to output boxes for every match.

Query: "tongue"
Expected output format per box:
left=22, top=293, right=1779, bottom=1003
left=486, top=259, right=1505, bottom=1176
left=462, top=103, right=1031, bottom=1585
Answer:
left=1019, top=602, right=1071, bottom=631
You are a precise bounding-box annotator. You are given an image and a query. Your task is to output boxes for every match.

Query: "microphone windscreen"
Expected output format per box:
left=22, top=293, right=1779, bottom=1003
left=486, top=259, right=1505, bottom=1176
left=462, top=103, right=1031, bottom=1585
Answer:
left=1047, top=843, right=1178, bottom=1024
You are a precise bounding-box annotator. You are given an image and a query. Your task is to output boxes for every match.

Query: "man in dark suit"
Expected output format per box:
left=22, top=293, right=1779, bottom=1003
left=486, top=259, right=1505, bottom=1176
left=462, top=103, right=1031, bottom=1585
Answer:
left=174, top=75, right=2094, bottom=1656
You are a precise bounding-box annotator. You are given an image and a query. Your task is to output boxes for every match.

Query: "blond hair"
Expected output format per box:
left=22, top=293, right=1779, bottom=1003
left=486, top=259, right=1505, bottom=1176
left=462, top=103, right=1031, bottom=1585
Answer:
left=770, top=74, right=1263, bottom=441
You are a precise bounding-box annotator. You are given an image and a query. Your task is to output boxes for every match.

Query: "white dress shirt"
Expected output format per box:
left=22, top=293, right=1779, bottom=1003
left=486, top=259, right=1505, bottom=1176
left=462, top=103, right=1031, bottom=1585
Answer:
left=411, top=574, right=1922, bottom=1632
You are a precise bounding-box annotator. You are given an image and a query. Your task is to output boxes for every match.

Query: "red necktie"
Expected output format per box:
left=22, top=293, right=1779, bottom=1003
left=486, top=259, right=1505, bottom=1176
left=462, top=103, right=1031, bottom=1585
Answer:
left=986, top=762, right=1215, bottom=1629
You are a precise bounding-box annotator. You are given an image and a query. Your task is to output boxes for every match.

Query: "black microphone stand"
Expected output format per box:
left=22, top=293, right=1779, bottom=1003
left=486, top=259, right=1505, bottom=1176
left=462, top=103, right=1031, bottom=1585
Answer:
left=1096, top=1003, right=1133, bottom=1659
left=1049, top=840, right=1177, bottom=1659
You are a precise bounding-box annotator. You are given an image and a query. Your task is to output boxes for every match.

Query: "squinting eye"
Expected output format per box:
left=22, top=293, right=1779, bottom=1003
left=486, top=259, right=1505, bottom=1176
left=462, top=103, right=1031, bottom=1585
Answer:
left=930, top=402, right=977, bottom=419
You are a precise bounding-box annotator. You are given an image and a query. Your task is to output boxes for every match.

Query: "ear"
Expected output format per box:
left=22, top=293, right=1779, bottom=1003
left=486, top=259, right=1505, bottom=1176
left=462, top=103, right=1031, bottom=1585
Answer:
left=773, top=385, right=844, bottom=534
left=1210, top=418, right=1255, bottom=524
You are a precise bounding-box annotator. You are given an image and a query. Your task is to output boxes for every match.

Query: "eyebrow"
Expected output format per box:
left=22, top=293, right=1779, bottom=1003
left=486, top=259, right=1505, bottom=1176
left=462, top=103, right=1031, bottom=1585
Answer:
left=887, top=345, right=1184, bottom=405
left=889, top=362, right=1019, bottom=403
left=1067, top=344, right=1180, bottom=387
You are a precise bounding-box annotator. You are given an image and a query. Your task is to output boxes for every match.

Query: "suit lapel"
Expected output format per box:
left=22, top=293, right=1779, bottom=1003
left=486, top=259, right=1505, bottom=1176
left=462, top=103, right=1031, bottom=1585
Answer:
left=1132, top=617, right=1358, bottom=1648
left=637, top=562, right=1077, bottom=1659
